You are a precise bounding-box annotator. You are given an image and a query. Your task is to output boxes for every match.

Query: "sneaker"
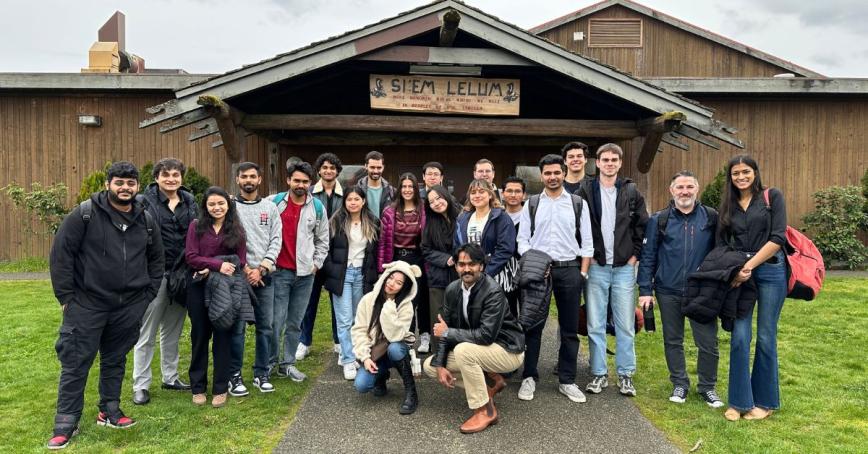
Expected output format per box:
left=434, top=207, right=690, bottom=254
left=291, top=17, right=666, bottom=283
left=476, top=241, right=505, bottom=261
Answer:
left=333, top=343, right=341, bottom=354
left=285, top=365, right=307, bottom=382
left=417, top=332, right=431, bottom=354
left=585, top=375, right=609, bottom=394
left=46, top=427, right=79, bottom=450
left=253, top=375, right=275, bottom=393
left=211, top=393, right=227, bottom=408
left=343, top=363, right=358, bottom=380
left=700, top=390, right=724, bottom=408
left=517, top=377, right=536, bottom=401
left=669, top=386, right=687, bottom=404
left=558, top=383, right=587, bottom=403
left=296, top=343, right=310, bottom=361
left=192, top=393, right=207, bottom=405
left=96, top=411, right=136, bottom=429
left=618, top=375, right=636, bottom=397
left=228, top=374, right=249, bottom=397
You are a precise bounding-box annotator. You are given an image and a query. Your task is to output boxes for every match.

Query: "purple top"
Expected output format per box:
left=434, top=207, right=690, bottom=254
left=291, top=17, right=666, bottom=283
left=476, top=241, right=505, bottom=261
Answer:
left=185, top=220, right=248, bottom=271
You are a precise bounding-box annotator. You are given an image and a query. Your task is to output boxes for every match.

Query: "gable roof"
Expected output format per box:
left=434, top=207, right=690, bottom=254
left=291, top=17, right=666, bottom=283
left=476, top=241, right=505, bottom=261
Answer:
left=141, top=0, right=741, bottom=148
left=529, top=0, right=823, bottom=78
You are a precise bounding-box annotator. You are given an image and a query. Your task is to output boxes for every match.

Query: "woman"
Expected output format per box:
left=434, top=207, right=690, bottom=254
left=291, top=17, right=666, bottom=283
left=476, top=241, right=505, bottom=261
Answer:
left=351, top=261, right=422, bottom=415
left=421, top=185, right=460, bottom=335
left=718, top=155, right=788, bottom=421
left=454, top=179, right=517, bottom=292
left=377, top=173, right=430, bottom=351
left=321, top=187, right=379, bottom=381
left=185, top=186, right=247, bottom=408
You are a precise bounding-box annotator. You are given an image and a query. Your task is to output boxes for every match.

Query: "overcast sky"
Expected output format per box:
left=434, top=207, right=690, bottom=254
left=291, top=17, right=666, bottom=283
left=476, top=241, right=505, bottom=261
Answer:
left=1, top=0, right=866, bottom=77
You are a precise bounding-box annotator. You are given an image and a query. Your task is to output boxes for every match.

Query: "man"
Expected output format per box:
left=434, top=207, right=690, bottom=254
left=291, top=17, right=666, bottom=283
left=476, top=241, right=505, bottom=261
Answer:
left=131, top=158, right=196, bottom=406
left=420, top=161, right=445, bottom=200
left=561, top=141, right=593, bottom=195
left=577, top=143, right=649, bottom=397
left=516, top=154, right=593, bottom=403
left=425, top=243, right=525, bottom=434
left=637, top=171, right=723, bottom=407
left=297, top=153, right=343, bottom=362
left=268, top=161, right=329, bottom=382
left=501, top=175, right=526, bottom=317
left=230, top=162, right=283, bottom=395
left=48, top=161, right=164, bottom=449
left=355, top=150, right=395, bottom=219
left=470, top=158, right=503, bottom=202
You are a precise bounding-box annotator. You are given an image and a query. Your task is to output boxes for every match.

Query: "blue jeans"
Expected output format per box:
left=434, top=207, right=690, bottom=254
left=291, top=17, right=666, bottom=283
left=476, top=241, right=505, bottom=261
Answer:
left=587, top=263, right=637, bottom=377
left=354, top=342, right=408, bottom=393
left=728, top=251, right=787, bottom=411
left=271, top=269, right=315, bottom=368
left=229, top=281, right=275, bottom=377
left=332, top=266, right=364, bottom=365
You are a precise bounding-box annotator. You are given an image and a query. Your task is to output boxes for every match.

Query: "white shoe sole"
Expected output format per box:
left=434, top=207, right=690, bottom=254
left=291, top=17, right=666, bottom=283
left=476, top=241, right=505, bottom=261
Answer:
left=669, top=396, right=686, bottom=403
left=517, top=392, right=534, bottom=401
left=255, top=385, right=275, bottom=393
left=559, top=387, right=587, bottom=403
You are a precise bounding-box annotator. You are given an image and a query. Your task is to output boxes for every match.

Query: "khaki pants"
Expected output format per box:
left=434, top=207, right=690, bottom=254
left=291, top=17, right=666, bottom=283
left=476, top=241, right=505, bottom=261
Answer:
left=424, top=342, right=524, bottom=409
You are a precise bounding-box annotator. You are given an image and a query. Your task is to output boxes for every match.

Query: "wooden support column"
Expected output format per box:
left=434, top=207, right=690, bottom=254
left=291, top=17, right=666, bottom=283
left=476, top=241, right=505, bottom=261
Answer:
left=267, top=141, right=280, bottom=194
left=197, top=95, right=248, bottom=192
left=636, top=111, right=686, bottom=173
left=439, top=10, right=460, bottom=47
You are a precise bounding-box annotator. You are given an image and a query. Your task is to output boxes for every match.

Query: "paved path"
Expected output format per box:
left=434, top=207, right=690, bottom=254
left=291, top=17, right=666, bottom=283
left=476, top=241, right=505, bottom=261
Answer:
left=0, top=272, right=49, bottom=280
left=276, top=319, right=679, bottom=454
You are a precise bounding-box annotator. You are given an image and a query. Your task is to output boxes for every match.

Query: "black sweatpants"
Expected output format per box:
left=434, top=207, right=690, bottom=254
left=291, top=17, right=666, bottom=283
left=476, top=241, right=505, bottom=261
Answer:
left=187, top=279, right=231, bottom=395
left=522, top=266, right=584, bottom=384
left=54, top=299, right=147, bottom=425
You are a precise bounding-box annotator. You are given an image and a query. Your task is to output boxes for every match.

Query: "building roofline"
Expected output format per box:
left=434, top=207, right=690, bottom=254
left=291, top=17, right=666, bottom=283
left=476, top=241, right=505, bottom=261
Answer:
left=0, top=73, right=212, bottom=92
left=643, top=77, right=868, bottom=95
left=529, top=0, right=824, bottom=78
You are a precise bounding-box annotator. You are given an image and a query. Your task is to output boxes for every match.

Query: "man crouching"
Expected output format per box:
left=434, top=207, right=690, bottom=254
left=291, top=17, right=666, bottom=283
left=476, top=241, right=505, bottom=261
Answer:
left=424, top=243, right=525, bottom=434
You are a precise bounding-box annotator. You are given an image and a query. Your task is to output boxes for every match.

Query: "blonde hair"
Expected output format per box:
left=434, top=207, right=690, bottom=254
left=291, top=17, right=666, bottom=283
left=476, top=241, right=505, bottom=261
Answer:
left=463, top=179, right=502, bottom=211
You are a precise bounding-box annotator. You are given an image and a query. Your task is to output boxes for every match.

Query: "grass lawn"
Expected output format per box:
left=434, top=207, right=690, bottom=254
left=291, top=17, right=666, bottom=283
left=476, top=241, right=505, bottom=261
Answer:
left=0, top=257, right=49, bottom=272
left=0, top=281, right=333, bottom=453
left=630, top=277, right=868, bottom=453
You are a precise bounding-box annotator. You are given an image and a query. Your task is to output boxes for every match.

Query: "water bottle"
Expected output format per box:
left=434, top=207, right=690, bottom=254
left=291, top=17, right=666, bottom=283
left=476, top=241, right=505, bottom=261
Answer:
left=410, top=350, right=422, bottom=377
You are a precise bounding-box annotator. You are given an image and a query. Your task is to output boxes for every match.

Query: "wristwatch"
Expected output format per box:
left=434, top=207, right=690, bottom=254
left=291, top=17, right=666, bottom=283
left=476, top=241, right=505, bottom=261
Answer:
left=581, top=271, right=589, bottom=280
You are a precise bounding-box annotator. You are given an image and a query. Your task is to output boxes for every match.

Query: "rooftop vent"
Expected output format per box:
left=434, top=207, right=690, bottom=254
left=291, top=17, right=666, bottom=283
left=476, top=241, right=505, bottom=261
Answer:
left=588, top=18, right=643, bottom=48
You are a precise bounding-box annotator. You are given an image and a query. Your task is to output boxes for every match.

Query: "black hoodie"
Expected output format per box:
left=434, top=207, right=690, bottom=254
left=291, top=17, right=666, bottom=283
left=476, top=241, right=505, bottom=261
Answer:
left=577, top=177, right=649, bottom=267
left=50, top=191, right=164, bottom=310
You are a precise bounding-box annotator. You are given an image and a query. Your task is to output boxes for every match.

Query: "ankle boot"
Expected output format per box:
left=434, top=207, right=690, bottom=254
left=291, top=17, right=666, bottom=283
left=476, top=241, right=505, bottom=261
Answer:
left=460, top=399, right=499, bottom=434
left=373, top=369, right=390, bottom=397
left=396, top=356, right=418, bottom=415
left=485, top=372, right=506, bottom=399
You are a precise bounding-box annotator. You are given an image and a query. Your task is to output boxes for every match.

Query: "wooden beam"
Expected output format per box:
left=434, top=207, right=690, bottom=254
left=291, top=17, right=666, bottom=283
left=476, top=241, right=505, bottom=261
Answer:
left=637, top=112, right=685, bottom=173
left=439, top=10, right=460, bottom=47
left=674, top=124, right=722, bottom=150
left=187, top=119, right=218, bottom=142
left=197, top=95, right=247, bottom=161
left=274, top=131, right=576, bottom=147
left=159, top=109, right=211, bottom=134
left=661, top=132, right=690, bottom=151
left=242, top=114, right=639, bottom=138
left=357, top=45, right=533, bottom=66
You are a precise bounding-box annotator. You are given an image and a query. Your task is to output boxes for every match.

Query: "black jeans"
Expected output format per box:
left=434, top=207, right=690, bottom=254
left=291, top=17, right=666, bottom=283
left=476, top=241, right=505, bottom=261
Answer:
left=522, top=266, right=583, bottom=384
left=187, top=279, right=231, bottom=395
left=54, top=299, right=147, bottom=426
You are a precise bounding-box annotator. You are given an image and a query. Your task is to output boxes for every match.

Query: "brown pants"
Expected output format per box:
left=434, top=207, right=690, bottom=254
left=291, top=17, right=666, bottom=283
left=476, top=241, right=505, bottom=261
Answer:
left=424, top=342, right=524, bottom=409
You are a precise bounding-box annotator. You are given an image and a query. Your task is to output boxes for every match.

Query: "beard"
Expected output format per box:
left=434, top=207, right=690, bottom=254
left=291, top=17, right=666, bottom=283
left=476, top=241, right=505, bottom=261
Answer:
left=241, top=183, right=257, bottom=194
left=292, top=187, right=307, bottom=197
left=108, top=190, right=134, bottom=205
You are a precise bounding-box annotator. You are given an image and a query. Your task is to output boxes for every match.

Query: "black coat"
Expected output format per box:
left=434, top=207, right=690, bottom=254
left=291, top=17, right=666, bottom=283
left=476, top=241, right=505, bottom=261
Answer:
left=684, top=245, right=758, bottom=331
left=203, top=255, right=257, bottom=330
left=431, top=275, right=525, bottom=368
left=517, top=248, right=553, bottom=332
left=577, top=177, right=648, bottom=267
left=321, top=228, right=378, bottom=296
left=421, top=216, right=458, bottom=289
left=140, top=183, right=198, bottom=269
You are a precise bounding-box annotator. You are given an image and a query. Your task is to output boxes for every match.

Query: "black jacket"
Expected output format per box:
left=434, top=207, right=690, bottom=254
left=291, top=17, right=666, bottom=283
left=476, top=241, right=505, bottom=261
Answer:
left=454, top=208, right=516, bottom=277
left=577, top=177, right=648, bottom=267
left=431, top=275, right=525, bottom=368
left=517, top=249, right=553, bottom=332
left=684, top=245, right=758, bottom=331
left=140, top=183, right=197, bottom=269
left=203, top=255, right=257, bottom=330
left=50, top=191, right=165, bottom=310
left=321, top=227, right=378, bottom=296
left=421, top=217, right=458, bottom=289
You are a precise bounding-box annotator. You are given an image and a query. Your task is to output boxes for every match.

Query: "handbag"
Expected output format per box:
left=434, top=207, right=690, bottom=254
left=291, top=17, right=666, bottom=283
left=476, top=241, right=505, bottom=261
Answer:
left=493, top=256, right=519, bottom=293
left=369, top=336, right=389, bottom=362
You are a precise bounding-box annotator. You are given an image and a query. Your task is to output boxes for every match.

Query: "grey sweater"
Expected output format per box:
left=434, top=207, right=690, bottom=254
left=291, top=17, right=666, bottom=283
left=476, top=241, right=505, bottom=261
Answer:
left=235, top=197, right=282, bottom=271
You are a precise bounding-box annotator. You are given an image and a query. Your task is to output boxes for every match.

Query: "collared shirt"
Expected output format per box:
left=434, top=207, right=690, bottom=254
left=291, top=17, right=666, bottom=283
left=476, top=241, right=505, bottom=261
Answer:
left=462, top=281, right=476, bottom=321
left=516, top=188, right=593, bottom=261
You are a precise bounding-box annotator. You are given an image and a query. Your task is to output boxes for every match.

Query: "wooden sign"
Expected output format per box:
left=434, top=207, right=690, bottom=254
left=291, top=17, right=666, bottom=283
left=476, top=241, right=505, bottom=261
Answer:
left=369, top=74, right=520, bottom=116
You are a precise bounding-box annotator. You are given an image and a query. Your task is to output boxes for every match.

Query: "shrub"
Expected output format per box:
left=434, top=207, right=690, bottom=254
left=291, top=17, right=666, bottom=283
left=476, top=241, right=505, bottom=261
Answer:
left=184, top=167, right=212, bottom=205
left=76, top=161, right=111, bottom=204
left=700, top=167, right=726, bottom=209
left=862, top=168, right=868, bottom=231
left=803, top=185, right=868, bottom=269
left=2, top=182, right=69, bottom=234
left=140, top=162, right=155, bottom=189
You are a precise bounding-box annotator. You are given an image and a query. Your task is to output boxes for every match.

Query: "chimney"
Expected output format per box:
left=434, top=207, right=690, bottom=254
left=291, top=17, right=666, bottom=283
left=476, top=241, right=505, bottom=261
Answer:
left=83, top=11, right=145, bottom=73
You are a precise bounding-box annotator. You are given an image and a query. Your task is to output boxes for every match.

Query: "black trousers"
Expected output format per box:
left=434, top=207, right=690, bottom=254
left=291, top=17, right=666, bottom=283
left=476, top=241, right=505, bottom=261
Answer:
left=396, top=249, right=430, bottom=333
left=54, top=299, right=147, bottom=426
left=522, top=266, right=583, bottom=384
left=187, top=280, right=231, bottom=395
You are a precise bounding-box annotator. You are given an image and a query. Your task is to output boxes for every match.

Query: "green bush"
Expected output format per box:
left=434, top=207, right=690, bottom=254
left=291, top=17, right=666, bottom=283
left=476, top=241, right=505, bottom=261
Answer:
left=862, top=168, right=868, bottom=231
left=140, top=162, right=155, bottom=188
left=76, top=161, right=111, bottom=204
left=700, top=167, right=726, bottom=209
left=78, top=161, right=211, bottom=205
left=184, top=167, right=212, bottom=205
left=803, top=185, right=868, bottom=269
left=2, top=182, right=69, bottom=234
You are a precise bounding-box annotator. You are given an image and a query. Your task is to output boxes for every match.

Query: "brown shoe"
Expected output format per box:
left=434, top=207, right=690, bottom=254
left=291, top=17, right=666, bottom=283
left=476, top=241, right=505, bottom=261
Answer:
left=724, top=407, right=741, bottom=421
left=211, top=393, right=227, bottom=408
left=743, top=408, right=773, bottom=420
left=485, top=372, right=506, bottom=400
left=459, top=401, right=499, bottom=434
left=192, top=393, right=206, bottom=406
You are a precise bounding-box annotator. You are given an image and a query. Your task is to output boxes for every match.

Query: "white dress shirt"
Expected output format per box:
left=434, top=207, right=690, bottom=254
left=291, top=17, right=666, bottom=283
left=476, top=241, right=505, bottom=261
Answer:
left=516, top=187, right=594, bottom=261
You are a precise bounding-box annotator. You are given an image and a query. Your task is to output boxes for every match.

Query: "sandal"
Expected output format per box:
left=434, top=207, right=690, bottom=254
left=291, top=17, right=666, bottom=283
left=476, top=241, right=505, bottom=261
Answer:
left=743, top=407, right=773, bottom=420
left=724, top=407, right=741, bottom=421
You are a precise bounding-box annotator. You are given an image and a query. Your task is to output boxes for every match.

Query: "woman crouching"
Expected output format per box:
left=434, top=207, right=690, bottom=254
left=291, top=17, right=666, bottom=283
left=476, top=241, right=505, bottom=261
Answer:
left=351, top=261, right=421, bottom=414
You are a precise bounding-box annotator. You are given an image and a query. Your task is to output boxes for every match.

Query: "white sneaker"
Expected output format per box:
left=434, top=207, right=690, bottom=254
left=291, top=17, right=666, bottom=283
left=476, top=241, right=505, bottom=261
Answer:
left=333, top=343, right=341, bottom=354
left=342, top=363, right=358, bottom=381
left=558, top=383, right=587, bottom=403
left=295, top=343, right=310, bottom=361
left=517, top=377, right=536, bottom=401
left=418, top=333, right=431, bottom=354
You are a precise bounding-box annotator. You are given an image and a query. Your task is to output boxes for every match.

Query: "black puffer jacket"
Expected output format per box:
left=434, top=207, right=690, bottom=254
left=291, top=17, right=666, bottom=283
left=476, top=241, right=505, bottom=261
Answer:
left=684, top=246, right=757, bottom=331
left=321, top=228, right=378, bottom=296
left=431, top=275, right=525, bottom=368
left=517, top=249, right=553, bottom=332
left=204, top=255, right=257, bottom=331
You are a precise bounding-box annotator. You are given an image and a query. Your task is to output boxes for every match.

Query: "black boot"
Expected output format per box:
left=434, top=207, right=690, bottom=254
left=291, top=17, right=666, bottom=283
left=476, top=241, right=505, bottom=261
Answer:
left=373, top=369, right=389, bottom=397
left=395, top=356, right=418, bottom=415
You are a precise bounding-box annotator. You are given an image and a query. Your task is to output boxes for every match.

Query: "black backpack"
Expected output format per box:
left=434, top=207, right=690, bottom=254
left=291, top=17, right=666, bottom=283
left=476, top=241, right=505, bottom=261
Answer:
left=654, top=205, right=718, bottom=247
left=527, top=193, right=584, bottom=248
left=79, top=198, right=156, bottom=245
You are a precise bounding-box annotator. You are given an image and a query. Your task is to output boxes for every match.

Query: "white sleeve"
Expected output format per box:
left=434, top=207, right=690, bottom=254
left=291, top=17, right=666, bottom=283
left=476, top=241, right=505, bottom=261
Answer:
left=579, top=199, right=594, bottom=258
left=516, top=202, right=532, bottom=256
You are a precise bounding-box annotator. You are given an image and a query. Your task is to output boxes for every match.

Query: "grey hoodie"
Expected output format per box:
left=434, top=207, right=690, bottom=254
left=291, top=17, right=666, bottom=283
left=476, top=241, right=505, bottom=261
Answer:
left=235, top=196, right=282, bottom=271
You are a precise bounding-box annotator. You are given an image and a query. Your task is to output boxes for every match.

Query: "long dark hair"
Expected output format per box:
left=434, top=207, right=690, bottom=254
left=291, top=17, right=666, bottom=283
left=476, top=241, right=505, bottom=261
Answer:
left=719, top=154, right=764, bottom=229
left=368, top=271, right=413, bottom=336
left=196, top=186, right=244, bottom=249
left=391, top=172, right=421, bottom=213
left=330, top=186, right=378, bottom=242
left=423, top=185, right=460, bottom=252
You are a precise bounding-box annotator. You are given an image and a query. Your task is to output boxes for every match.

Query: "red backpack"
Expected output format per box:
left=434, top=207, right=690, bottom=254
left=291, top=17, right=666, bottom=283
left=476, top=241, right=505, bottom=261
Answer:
left=763, top=189, right=826, bottom=301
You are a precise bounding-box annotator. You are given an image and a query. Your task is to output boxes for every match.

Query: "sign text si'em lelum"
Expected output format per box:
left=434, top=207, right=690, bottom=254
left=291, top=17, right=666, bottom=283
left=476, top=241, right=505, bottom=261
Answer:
left=369, top=74, right=520, bottom=116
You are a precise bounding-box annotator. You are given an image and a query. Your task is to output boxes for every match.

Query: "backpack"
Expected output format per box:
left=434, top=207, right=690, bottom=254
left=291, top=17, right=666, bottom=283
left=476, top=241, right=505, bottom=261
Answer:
left=273, top=192, right=324, bottom=221
left=80, top=199, right=156, bottom=245
left=655, top=205, right=718, bottom=247
left=528, top=192, right=584, bottom=248
left=762, top=189, right=825, bottom=301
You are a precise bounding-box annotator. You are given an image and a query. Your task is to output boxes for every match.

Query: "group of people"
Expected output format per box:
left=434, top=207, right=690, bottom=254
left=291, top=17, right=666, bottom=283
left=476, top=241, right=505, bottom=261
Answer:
left=46, top=142, right=789, bottom=448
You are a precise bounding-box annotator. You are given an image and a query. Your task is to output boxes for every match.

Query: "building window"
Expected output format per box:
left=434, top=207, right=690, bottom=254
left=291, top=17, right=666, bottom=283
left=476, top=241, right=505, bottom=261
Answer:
left=588, top=18, right=643, bottom=48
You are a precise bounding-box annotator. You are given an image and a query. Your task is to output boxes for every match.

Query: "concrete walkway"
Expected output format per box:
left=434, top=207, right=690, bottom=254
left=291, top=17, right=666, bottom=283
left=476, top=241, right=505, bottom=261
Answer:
left=276, top=319, right=679, bottom=454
